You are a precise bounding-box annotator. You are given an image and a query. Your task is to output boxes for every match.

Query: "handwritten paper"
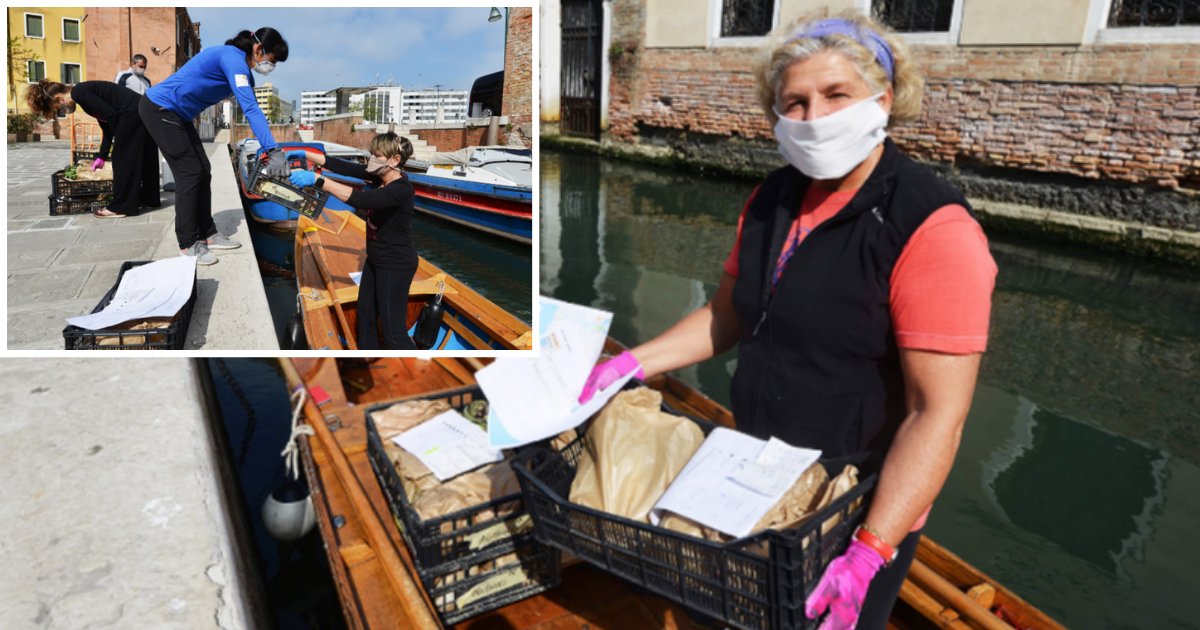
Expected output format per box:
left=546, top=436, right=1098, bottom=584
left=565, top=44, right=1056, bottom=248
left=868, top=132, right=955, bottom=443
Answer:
left=392, top=410, right=503, bottom=481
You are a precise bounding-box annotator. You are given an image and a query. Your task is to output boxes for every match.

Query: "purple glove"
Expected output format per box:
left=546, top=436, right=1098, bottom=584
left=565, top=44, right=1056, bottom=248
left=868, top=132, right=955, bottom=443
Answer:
left=805, top=540, right=886, bottom=629
left=578, top=351, right=644, bottom=404
left=91, top=158, right=105, bottom=171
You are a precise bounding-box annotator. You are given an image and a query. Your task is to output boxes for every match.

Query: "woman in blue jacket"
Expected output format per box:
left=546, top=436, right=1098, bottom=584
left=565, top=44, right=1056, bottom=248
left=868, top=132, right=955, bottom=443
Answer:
left=140, top=27, right=289, bottom=265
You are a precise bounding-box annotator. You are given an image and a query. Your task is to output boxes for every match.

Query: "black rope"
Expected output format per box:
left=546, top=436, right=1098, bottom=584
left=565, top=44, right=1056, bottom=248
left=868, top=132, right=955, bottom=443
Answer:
left=214, top=358, right=260, bottom=468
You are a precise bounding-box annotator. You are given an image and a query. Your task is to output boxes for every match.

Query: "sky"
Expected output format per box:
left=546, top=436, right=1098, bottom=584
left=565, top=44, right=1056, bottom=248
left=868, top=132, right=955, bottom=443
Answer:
left=185, top=7, right=507, bottom=108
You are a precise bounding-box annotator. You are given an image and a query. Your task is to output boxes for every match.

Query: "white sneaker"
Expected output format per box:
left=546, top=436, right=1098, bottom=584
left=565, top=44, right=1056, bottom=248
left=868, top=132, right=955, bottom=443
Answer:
left=182, top=241, right=217, bottom=265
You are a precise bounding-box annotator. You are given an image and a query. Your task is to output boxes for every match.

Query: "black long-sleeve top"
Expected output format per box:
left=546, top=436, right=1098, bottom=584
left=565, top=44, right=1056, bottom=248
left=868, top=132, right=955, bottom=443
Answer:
left=322, top=156, right=418, bottom=269
left=70, top=81, right=142, bottom=160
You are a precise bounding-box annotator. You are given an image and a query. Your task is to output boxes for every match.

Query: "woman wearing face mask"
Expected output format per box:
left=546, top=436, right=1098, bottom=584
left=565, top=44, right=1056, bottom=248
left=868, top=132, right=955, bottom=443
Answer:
left=139, top=27, right=289, bottom=265
left=287, top=133, right=419, bottom=350
left=578, top=12, right=997, bottom=630
left=26, top=78, right=161, bottom=218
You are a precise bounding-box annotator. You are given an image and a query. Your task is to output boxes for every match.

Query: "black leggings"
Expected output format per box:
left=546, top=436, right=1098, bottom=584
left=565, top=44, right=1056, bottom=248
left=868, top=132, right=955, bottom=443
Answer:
left=107, top=115, right=160, bottom=214
left=356, top=261, right=417, bottom=350
left=138, top=96, right=214, bottom=249
left=855, top=529, right=922, bottom=630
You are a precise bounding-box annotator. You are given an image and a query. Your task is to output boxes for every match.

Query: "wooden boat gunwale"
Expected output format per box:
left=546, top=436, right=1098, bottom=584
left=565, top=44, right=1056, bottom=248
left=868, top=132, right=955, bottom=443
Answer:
left=282, top=356, right=1064, bottom=630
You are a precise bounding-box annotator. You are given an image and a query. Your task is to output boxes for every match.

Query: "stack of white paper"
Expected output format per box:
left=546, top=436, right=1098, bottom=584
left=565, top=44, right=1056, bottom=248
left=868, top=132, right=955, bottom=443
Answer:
left=392, top=410, right=503, bottom=481
left=66, top=257, right=197, bottom=330
left=480, top=297, right=633, bottom=449
left=649, top=428, right=821, bottom=539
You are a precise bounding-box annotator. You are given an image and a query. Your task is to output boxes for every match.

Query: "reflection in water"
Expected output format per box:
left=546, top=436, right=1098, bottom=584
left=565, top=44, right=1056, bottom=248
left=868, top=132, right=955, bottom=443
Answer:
left=540, top=148, right=1200, bottom=629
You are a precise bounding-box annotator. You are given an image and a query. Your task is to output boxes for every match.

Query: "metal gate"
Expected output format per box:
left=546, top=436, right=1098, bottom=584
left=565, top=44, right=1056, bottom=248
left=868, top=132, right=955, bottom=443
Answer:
left=561, top=0, right=603, bottom=139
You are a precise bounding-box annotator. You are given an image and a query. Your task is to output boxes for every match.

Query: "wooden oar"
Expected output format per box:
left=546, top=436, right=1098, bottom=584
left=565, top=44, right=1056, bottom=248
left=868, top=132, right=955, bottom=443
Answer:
left=278, top=358, right=439, bottom=629
left=303, top=229, right=358, bottom=350
left=907, top=558, right=1015, bottom=630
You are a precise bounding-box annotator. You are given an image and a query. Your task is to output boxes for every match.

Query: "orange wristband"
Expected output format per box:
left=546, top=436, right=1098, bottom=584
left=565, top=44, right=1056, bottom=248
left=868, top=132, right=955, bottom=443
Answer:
left=854, top=524, right=897, bottom=565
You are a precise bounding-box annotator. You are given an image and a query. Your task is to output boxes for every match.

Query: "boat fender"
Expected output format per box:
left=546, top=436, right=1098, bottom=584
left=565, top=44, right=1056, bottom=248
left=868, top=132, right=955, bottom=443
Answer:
left=413, top=293, right=445, bottom=350
left=286, top=313, right=308, bottom=350
left=262, top=476, right=316, bottom=541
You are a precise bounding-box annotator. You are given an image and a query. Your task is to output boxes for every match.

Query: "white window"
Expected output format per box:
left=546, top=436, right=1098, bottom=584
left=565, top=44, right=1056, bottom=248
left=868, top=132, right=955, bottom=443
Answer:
left=62, top=18, right=81, bottom=43
left=62, top=63, right=82, bottom=84
left=27, top=60, right=46, bottom=83
left=710, top=0, right=780, bottom=46
left=863, top=0, right=965, bottom=45
left=1088, top=0, right=1200, bottom=43
left=25, top=13, right=45, bottom=39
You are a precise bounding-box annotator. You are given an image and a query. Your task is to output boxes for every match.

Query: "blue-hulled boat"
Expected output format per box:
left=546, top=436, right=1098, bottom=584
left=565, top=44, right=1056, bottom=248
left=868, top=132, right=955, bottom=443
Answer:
left=404, top=147, right=532, bottom=244
left=234, top=139, right=367, bottom=230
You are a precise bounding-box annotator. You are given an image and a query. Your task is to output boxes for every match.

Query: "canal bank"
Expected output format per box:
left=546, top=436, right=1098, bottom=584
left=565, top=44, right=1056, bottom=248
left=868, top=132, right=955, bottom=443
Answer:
left=540, top=148, right=1200, bottom=628
left=541, top=135, right=1200, bottom=267
left=0, top=358, right=267, bottom=628
left=7, top=140, right=278, bottom=350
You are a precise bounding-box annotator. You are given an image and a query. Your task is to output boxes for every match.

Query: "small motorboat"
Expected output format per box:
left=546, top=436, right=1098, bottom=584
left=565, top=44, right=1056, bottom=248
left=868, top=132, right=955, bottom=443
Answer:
left=404, top=146, right=533, bottom=244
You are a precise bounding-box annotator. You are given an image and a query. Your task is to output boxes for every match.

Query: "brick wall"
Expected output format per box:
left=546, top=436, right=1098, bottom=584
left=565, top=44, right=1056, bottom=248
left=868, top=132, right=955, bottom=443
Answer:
left=310, top=117, right=501, bottom=153
left=231, top=123, right=301, bottom=144
left=84, top=7, right=182, bottom=85
left=502, top=7, right=534, bottom=146
left=605, top=40, right=1200, bottom=193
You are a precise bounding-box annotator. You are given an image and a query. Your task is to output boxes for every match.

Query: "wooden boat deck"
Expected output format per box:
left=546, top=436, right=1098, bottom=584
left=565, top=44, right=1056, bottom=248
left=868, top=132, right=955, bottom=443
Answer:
left=293, top=211, right=532, bottom=351
left=282, top=357, right=1062, bottom=630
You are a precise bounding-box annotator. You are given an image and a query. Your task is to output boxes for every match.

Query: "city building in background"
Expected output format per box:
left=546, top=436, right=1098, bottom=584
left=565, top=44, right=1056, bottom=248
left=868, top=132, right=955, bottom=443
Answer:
left=300, top=89, right=336, bottom=125
left=355, top=86, right=403, bottom=124
left=6, top=7, right=87, bottom=115
left=81, top=7, right=200, bottom=86
left=399, top=88, right=468, bottom=124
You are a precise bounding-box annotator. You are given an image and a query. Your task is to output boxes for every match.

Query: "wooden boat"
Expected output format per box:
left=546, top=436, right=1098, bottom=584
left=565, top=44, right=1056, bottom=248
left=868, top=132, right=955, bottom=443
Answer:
left=404, top=147, right=533, bottom=245
left=233, top=139, right=364, bottom=230
left=291, top=208, right=532, bottom=351
left=279, top=354, right=1064, bottom=630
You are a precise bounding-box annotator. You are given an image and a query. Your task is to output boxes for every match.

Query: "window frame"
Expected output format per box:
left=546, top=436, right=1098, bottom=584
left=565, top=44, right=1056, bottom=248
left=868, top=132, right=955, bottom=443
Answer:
left=27, top=59, right=46, bottom=83
left=1085, top=0, right=1200, bottom=43
left=62, top=17, right=81, bottom=43
left=24, top=12, right=45, bottom=39
left=708, top=0, right=782, bottom=48
left=857, top=0, right=965, bottom=45
left=62, top=62, right=82, bottom=85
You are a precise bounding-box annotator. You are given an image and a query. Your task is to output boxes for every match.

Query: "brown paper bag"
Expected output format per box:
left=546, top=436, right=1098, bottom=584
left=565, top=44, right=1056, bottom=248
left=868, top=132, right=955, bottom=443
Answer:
left=568, top=387, right=705, bottom=523
left=372, top=399, right=452, bottom=440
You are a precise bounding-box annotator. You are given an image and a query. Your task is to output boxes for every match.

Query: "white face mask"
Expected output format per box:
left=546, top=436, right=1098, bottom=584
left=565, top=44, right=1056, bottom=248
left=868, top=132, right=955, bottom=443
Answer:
left=132, top=66, right=146, bottom=76
left=773, top=93, right=889, bottom=180
left=253, top=60, right=275, bottom=75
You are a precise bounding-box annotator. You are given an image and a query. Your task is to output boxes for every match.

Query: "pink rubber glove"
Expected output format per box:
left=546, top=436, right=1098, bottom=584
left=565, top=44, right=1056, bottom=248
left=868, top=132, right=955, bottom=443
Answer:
left=91, top=158, right=105, bottom=171
left=578, top=351, right=644, bottom=404
left=805, top=539, right=886, bottom=630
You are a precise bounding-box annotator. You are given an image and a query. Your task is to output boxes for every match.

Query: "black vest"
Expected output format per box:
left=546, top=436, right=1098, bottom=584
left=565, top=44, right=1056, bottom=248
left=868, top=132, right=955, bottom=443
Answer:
left=730, top=139, right=972, bottom=465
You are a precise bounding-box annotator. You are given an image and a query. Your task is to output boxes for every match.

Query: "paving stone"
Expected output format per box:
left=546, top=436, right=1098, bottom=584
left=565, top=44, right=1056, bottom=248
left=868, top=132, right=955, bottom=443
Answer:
left=7, top=248, right=62, bottom=272
left=8, top=229, right=83, bottom=252
left=7, top=267, right=91, bottom=304
left=31, top=217, right=73, bottom=230
left=55, top=240, right=158, bottom=266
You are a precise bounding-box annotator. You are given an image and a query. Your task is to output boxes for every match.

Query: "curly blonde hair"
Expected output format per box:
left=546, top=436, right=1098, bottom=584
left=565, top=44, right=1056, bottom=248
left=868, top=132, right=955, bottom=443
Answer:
left=368, top=132, right=414, bottom=166
left=753, top=10, right=923, bottom=127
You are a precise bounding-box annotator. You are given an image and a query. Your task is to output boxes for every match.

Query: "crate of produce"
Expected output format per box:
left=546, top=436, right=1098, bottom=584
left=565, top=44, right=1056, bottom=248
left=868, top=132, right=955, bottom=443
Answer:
left=364, top=385, right=562, bottom=624
left=510, top=410, right=876, bottom=630
left=248, top=158, right=330, bottom=218
left=52, top=167, right=113, bottom=198
left=62, top=260, right=197, bottom=350
left=48, top=194, right=107, bottom=216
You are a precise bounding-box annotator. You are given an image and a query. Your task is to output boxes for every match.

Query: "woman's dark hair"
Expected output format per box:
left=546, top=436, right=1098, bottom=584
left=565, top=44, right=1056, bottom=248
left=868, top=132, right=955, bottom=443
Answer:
left=225, top=27, right=289, bottom=62
left=24, top=79, right=70, bottom=118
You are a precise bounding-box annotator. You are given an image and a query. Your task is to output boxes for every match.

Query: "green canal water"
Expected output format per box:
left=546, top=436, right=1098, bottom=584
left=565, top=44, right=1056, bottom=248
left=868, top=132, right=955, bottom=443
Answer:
left=541, top=148, right=1200, bottom=629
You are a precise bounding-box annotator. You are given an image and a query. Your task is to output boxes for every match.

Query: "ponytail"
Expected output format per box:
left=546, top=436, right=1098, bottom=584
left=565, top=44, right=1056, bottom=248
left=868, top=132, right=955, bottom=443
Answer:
left=226, top=27, right=289, bottom=62
left=24, top=79, right=70, bottom=118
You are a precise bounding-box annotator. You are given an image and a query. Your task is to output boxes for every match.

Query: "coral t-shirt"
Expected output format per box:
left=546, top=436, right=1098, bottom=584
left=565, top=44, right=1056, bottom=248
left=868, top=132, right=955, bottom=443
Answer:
left=723, top=184, right=998, bottom=355
left=723, top=184, right=998, bottom=533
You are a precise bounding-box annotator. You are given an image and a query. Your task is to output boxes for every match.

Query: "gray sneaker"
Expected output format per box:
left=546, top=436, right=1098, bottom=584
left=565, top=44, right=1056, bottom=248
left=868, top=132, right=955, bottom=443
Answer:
left=206, top=233, right=242, bottom=250
left=182, top=241, right=217, bottom=265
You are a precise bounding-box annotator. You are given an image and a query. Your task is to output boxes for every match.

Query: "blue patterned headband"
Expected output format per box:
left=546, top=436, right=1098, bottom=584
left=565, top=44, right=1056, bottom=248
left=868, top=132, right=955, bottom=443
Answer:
left=793, top=18, right=895, bottom=83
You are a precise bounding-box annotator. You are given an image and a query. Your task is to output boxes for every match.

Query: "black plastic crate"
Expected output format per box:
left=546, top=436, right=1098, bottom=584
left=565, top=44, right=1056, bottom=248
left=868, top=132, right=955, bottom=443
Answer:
left=510, top=417, right=875, bottom=630
left=421, top=535, right=560, bottom=625
left=248, top=158, right=330, bottom=218
left=364, top=385, right=561, bottom=623
left=72, top=149, right=100, bottom=164
left=48, top=194, right=106, bottom=216
left=52, top=169, right=113, bottom=198
left=62, top=260, right=197, bottom=350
